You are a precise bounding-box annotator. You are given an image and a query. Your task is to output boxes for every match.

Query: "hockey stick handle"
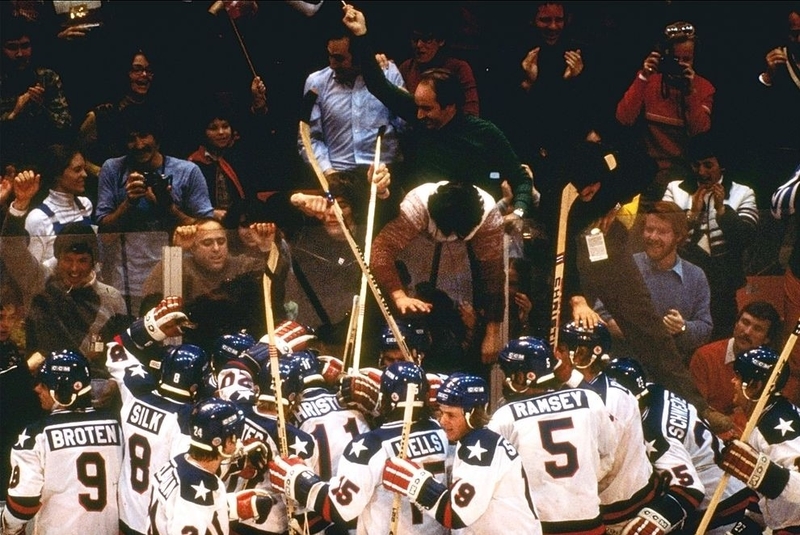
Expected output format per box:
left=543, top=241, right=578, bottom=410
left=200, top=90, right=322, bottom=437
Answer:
left=389, top=383, right=418, bottom=535
left=299, top=119, right=413, bottom=363
left=694, top=316, right=800, bottom=534
left=352, top=126, right=386, bottom=372
left=549, top=183, right=578, bottom=348
left=343, top=295, right=360, bottom=371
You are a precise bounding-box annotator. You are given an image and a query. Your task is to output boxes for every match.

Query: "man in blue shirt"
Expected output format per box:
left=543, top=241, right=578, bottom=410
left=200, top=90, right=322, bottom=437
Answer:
left=96, top=108, right=213, bottom=314
left=601, top=201, right=713, bottom=364
left=299, top=32, right=405, bottom=177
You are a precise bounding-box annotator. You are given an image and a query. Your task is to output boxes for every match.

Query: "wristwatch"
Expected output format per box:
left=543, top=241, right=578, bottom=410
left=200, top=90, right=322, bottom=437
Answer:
left=513, top=208, right=525, bottom=219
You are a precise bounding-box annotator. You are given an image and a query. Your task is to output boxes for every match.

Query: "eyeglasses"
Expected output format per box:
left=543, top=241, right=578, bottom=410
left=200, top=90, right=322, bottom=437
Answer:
left=664, top=22, right=695, bottom=40
left=130, top=65, right=155, bottom=76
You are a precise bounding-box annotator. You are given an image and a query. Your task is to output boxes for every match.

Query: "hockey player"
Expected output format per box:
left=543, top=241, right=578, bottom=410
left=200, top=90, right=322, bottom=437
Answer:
left=605, top=357, right=755, bottom=534
left=377, top=322, right=430, bottom=368
left=2, top=350, right=123, bottom=535
left=557, top=322, right=661, bottom=532
left=147, top=397, right=273, bottom=535
left=269, top=361, right=449, bottom=534
left=223, top=355, right=319, bottom=535
left=290, top=350, right=371, bottom=479
left=717, top=347, right=800, bottom=533
left=489, top=336, right=618, bottom=535
left=382, top=372, right=542, bottom=534
left=108, top=342, right=209, bottom=535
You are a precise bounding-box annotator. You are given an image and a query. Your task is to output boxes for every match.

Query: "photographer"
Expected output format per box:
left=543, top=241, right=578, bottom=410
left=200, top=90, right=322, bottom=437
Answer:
left=616, top=21, right=715, bottom=200
left=96, top=106, right=213, bottom=314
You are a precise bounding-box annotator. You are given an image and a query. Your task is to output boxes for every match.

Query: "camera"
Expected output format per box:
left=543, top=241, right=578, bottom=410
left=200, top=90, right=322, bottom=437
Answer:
left=142, top=171, right=171, bottom=189
left=659, top=55, right=684, bottom=78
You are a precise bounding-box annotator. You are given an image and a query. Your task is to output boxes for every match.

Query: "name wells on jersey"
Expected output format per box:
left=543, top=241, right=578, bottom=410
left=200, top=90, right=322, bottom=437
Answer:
left=128, top=402, right=168, bottom=434
left=389, top=431, right=446, bottom=458
left=510, top=390, right=589, bottom=420
left=46, top=422, right=121, bottom=450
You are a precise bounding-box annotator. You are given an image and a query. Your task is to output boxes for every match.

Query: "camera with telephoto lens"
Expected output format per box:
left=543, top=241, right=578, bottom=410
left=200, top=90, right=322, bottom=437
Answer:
left=659, top=54, right=684, bottom=77
left=142, top=171, right=171, bottom=189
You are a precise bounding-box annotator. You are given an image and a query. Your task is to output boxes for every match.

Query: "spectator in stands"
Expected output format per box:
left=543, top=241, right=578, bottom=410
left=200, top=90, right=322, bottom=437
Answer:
left=341, top=5, right=533, bottom=219
left=299, top=31, right=405, bottom=179
left=2, top=183, right=126, bottom=358
left=187, top=78, right=269, bottom=224
left=690, top=300, right=781, bottom=438
left=96, top=107, right=213, bottom=315
left=506, top=1, right=590, bottom=169
left=770, top=163, right=800, bottom=406
left=78, top=48, right=159, bottom=179
left=599, top=201, right=713, bottom=364
left=0, top=15, right=72, bottom=166
left=398, top=14, right=480, bottom=116
left=20, top=144, right=93, bottom=265
left=616, top=20, right=714, bottom=200
left=663, top=133, right=759, bottom=340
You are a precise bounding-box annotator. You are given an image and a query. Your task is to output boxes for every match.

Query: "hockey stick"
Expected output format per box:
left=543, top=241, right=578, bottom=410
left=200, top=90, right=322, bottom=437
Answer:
left=694, top=317, right=800, bottom=534
left=342, top=295, right=360, bottom=370
left=262, top=244, right=298, bottom=533
left=351, top=125, right=386, bottom=372
left=299, top=91, right=412, bottom=363
left=549, top=182, right=578, bottom=348
left=389, top=383, right=418, bottom=535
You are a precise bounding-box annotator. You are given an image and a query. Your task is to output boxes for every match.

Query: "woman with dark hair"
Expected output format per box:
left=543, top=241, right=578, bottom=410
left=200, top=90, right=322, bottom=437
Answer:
left=20, top=143, right=92, bottom=264
left=78, top=48, right=160, bottom=178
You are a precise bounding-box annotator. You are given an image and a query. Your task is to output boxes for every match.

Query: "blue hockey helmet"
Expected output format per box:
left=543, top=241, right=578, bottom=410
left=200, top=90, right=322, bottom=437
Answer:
left=380, top=361, right=428, bottom=411
left=734, top=346, right=789, bottom=400
left=498, top=337, right=560, bottom=392
left=436, top=372, right=488, bottom=410
left=289, top=349, right=324, bottom=386
left=257, top=355, right=305, bottom=406
left=211, top=331, right=256, bottom=376
left=560, top=321, right=612, bottom=368
left=604, top=357, right=649, bottom=399
left=380, top=322, right=430, bottom=353
left=159, top=344, right=210, bottom=402
left=38, top=349, right=92, bottom=407
left=188, top=397, right=245, bottom=456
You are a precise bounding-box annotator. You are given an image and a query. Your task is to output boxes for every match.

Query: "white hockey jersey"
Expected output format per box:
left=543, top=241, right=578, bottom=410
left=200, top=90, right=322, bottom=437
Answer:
left=748, top=396, right=800, bottom=531
left=3, top=407, right=123, bottom=535
left=148, top=454, right=229, bottom=535
left=427, top=426, right=541, bottom=535
left=488, top=387, right=617, bottom=535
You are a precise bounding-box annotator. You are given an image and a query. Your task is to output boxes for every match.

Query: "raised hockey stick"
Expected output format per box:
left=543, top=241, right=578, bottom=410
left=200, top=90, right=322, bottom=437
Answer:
left=694, top=317, right=800, bottom=534
left=262, top=244, right=298, bottom=533
left=342, top=295, right=360, bottom=370
left=389, top=383, right=419, bottom=535
left=299, top=91, right=412, bottom=363
left=351, top=125, right=386, bottom=372
left=549, top=182, right=578, bottom=348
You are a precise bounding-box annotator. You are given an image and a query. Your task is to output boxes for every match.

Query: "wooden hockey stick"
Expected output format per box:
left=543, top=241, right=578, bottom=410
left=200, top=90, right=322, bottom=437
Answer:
left=342, top=295, right=360, bottom=370
left=389, top=383, right=419, bottom=535
left=262, top=244, right=298, bottom=533
left=549, top=182, right=578, bottom=348
left=694, top=317, right=800, bottom=534
left=351, top=126, right=386, bottom=372
left=299, top=92, right=412, bottom=363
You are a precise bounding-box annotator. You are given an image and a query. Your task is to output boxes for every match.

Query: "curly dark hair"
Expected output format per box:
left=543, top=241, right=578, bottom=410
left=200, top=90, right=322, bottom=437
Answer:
left=428, top=182, right=484, bottom=239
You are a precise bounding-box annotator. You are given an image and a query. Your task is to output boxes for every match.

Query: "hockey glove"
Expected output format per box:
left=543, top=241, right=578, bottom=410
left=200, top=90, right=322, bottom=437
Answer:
left=339, top=370, right=381, bottom=417
left=239, top=439, right=271, bottom=480
left=228, top=489, right=274, bottom=523
left=261, top=320, right=317, bottom=354
left=269, top=455, right=322, bottom=504
left=621, top=494, right=687, bottom=535
left=426, top=373, right=444, bottom=407
left=318, top=355, right=344, bottom=387
left=382, top=456, right=446, bottom=510
left=142, top=296, right=190, bottom=342
left=719, top=439, right=790, bottom=499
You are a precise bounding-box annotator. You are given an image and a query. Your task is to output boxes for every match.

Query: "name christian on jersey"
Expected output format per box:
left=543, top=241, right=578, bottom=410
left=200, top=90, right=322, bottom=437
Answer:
left=509, top=390, right=590, bottom=420
left=127, top=401, right=168, bottom=434
left=46, top=422, right=121, bottom=450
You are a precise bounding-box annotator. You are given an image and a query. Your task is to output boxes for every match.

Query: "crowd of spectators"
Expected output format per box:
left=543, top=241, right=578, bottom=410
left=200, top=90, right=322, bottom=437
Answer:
left=1, top=0, right=800, bottom=505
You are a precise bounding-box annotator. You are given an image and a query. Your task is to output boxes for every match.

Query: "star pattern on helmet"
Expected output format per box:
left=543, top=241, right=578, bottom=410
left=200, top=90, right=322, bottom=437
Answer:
left=15, top=429, right=30, bottom=448
left=466, top=440, right=487, bottom=461
left=349, top=438, right=368, bottom=458
left=774, top=417, right=796, bottom=437
left=290, top=437, right=309, bottom=456
left=192, top=480, right=211, bottom=501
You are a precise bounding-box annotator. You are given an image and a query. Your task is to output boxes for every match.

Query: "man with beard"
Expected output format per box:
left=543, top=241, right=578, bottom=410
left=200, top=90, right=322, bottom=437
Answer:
left=598, top=200, right=713, bottom=364
left=96, top=107, right=213, bottom=315
left=690, top=301, right=781, bottom=438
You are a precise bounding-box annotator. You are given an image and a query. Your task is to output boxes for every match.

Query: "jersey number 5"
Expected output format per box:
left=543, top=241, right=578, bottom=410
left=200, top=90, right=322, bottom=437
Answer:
left=539, top=417, right=579, bottom=478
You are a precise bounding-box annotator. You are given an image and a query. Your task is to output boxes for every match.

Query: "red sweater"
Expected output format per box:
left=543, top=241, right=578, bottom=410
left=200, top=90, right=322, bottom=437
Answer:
left=689, top=338, right=747, bottom=433
left=616, top=72, right=714, bottom=170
